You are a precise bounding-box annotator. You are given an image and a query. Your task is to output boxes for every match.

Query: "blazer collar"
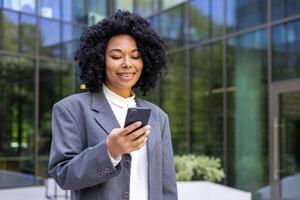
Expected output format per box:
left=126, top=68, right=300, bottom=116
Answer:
left=91, top=92, right=120, bottom=134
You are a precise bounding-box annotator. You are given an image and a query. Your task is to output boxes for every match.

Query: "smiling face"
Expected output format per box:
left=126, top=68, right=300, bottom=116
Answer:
left=104, top=34, right=143, bottom=97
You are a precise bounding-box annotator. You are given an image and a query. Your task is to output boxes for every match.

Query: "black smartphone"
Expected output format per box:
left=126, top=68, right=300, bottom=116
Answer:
left=124, top=107, right=151, bottom=128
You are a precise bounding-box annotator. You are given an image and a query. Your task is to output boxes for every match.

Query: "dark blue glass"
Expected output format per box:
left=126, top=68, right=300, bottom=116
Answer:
left=39, top=19, right=61, bottom=58
left=160, top=4, right=185, bottom=49
left=20, top=14, right=36, bottom=54
left=62, top=23, right=74, bottom=59
left=2, top=10, right=19, bottom=52
left=39, top=0, right=60, bottom=19
left=226, top=0, right=267, bottom=32
left=272, top=20, right=300, bottom=81
left=272, top=0, right=300, bottom=20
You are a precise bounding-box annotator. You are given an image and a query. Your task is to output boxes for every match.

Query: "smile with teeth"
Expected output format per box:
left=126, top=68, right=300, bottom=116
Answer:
left=117, top=72, right=135, bottom=80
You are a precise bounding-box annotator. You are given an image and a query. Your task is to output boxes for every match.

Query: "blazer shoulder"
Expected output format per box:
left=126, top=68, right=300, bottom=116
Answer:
left=53, top=92, right=91, bottom=111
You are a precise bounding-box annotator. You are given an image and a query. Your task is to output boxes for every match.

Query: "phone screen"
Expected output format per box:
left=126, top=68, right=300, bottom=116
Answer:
left=124, top=107, right=151, bottom=127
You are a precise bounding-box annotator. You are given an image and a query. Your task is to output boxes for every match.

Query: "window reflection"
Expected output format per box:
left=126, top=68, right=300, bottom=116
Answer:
left=162, top=0, right=186, bottom=10
left=135, top=0, right=159, bottom=17
left=2, top=10, right=19, bottom=52
left=161, top=52, right=188, bottom=154
left=38, top=60, right=73, bottom=177
left=160, top=5, right=185, bottom=49
left=115, top=0, right=133, bottom=12
left=227, top=30, right=269, bottom=198
left=86, top=0, right=106, bottom=25
left=3, top=0, right=35, bottom=13
left=0, top=55, right=36, bottom=187
left=190, top=43, right=223, bottom=157
left=226, top=0, right=267, bottom=32
left=62, top=0, right=72, bottom=22
left=272, top=0, right=300, bottom=21
left=39, top=19, right=61, bottom=58
left=20, top=14, right=36, bottom=54
left=272, top=20, right=300, bottom=81
left=39, top=0, right=60, bottom=19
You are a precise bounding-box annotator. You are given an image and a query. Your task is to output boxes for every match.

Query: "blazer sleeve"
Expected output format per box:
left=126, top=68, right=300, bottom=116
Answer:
left=48, top=102, right=121, bottom=190
left=162, top=114, right=178, bottom=200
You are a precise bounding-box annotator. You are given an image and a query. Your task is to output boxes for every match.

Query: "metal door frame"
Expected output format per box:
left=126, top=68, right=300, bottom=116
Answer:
left=269, top=79, right=300, bottom=200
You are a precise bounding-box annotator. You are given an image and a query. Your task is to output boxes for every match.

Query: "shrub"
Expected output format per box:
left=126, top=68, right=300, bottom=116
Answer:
left=174, top=154, right=225, bottom=182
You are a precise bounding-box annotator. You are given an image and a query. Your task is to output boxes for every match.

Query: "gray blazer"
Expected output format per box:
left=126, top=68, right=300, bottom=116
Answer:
left=48, top=92, right=178, bottom=200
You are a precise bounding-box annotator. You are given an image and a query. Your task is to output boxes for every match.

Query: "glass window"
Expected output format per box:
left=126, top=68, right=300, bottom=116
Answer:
left=272, top=0, right=300, bottom=21
left=211, top=0, right=224, bottom=37
left=87, top=0, right=106, bottom=25
left=135, top=0, right=159, bottom=17
left=62, top=23, right=73, bottom=59
left=160, top=5, right=185, bottom=49
left=162, top=0, right=187, bottom=10
left=39, top=0, right=60, bottom=19
left=272, top=19, right=300, bottom=81
left=39, top=19, right=61, bottom=58
left=115, top=0, right=133, bottom=12
left=0, top=55, right=37, bottom=188
left=74, top=0, right=86, bottom=24
left=160, top=51, right=188, bottom=154
left=190, top=43, right=223, bottom=157
left=62, top=0, right=72, bottom=22
left=3, top=0, right=35, bottom=13
left=226, top=0, right=267, bottom=33
left=188, top=0, right=210, bottom=43
left=38, top=60, right=73, bottom=177
left=20, top=0, right=35, bottom=14
left=2, top=10, right=19, bottom=52
left=227, top=30, right=269, bottom=199
left=20, top=14, right=36, bottom=54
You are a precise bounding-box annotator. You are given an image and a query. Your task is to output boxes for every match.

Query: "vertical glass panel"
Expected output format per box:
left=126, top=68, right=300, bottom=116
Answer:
left=87, top=0, right=106, bottom=26
left=74, top=0, right=86, bottom=24
left=226, top=0, right=267, bottom=33
left=272, top=20, right=300, bottom=81
left=272, top=0, right=300, bottom=21
left=38, top=60, right=73, bottom=177
left=62, top=0, right=72, bottom=22
left=0, top=55, right=37, bottom=188
left=160, top=5, right=185, bottom=49
left=227, top=30, right=269, bottom=199
left=190, top=43, right=223, bottom=158
left=279, top=91, right=300, bottom=200
left=162, top=0, right=187, bottom=10
left=135, top=0, right=159, bottom=17
left=211, top=0, right=224, bottom=37
left=160, top=51, right=188, bottom=154
left=3, top=0, right=20, bottom=11
left=39, top=19, right=61, bottom=58
left=39, top=0, right=60, bottom=19
left=115, top=0, right=133, bottom=12
left=20, top=14, right=36, bottom=54
left=20, top=0, right=35, bottom=14
left=62, top=23, right=73, bottom=59
left=2, top=10, right=19, bottom=52
left=188, top=0, right=209, bottom=42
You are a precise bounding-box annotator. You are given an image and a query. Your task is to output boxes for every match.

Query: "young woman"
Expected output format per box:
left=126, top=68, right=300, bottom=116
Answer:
left=48, top=10, right=178, bottom=200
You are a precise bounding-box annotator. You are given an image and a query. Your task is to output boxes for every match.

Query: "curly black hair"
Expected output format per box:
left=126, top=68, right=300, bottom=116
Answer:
left=74, top=10, right=167, bottom=95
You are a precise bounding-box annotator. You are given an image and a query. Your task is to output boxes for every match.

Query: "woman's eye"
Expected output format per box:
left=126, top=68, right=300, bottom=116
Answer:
left=132, top=56, right=140, bottom=60
left=111, top=56, right=122, bottom=60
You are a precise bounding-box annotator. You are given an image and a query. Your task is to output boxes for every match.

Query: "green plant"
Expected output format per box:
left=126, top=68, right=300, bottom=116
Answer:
left=174, top=154, right=225, bottom=182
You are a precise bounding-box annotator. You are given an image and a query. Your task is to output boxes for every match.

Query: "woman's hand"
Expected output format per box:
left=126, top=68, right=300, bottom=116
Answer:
left=106, top=121, right=150, bottom=158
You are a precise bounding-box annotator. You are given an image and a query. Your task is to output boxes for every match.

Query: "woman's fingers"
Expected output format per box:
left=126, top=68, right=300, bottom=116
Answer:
left=121, top=121, right=142, bottom=136
left=126, top=125, right=150, bottom=141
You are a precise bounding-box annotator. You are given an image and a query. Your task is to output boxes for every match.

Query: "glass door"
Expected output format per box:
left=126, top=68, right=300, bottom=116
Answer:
left=270, top=80, right=300, bottom=200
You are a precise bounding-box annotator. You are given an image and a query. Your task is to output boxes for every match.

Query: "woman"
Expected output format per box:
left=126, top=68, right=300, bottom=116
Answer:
left=48, top=10, right=178, bottom=200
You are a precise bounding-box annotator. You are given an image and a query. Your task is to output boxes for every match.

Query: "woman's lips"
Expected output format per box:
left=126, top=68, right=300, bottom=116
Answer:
left=117, top=72, right=135, bottom=81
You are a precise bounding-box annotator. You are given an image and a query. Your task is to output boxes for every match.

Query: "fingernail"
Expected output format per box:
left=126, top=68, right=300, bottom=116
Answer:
left=147, top=125, right=151, bottom=129
left=137, top=121, right=142, bottom=126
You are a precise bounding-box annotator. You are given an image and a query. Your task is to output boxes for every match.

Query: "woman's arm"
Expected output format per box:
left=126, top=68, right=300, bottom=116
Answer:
left=48, top=103, right=121, bottom=190
left=161, top=114, right=178, bottom=200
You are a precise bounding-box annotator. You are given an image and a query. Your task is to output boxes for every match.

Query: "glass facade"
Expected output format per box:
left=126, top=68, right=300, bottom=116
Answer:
left=1, top=1, right=300, bottom=199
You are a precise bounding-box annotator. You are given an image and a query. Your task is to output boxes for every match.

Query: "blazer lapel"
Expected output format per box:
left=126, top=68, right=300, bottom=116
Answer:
left=91, top=92, right=120, bottom=134
left=136, top=98, right=159, bottom=159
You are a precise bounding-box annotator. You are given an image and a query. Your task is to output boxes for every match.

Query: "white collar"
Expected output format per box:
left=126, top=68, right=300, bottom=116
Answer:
left=102, top=84, right=136, bottom=108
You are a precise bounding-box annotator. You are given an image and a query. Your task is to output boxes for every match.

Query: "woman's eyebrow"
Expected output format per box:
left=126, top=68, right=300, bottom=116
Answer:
left=108, top=48, right=139, bottom=53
